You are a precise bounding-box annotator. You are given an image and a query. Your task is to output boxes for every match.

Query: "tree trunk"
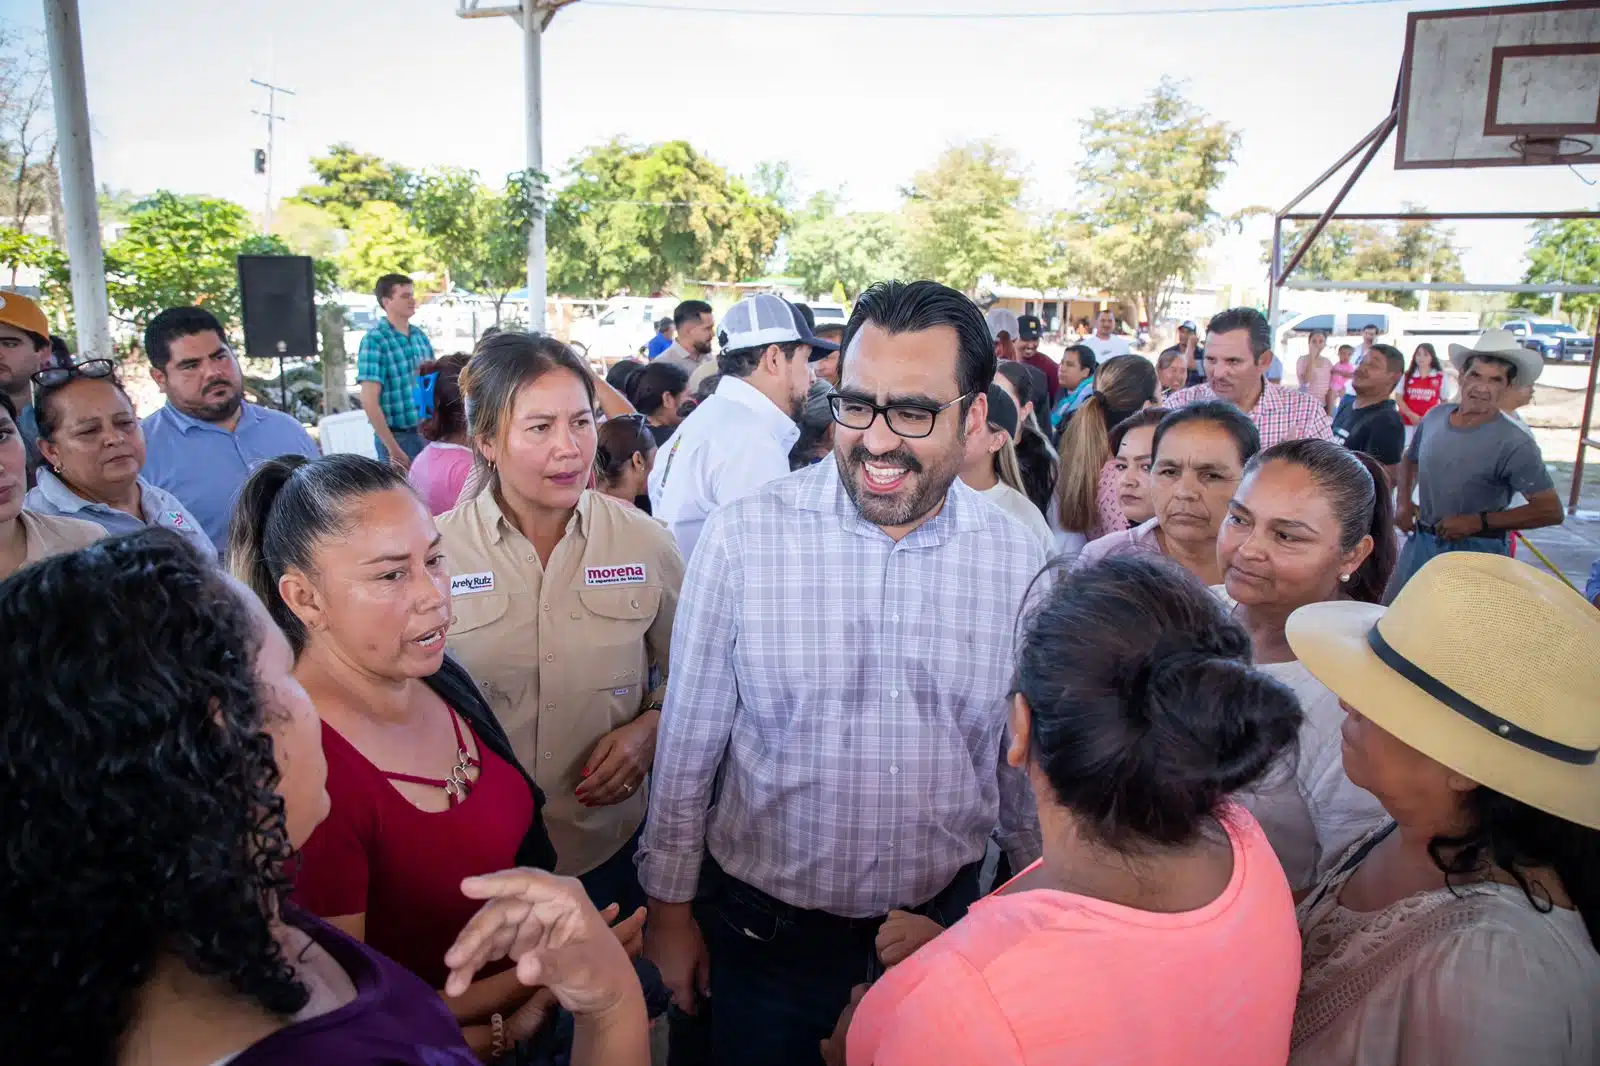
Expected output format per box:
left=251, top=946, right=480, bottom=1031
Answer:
left=319, top=303, right=349, bottom=416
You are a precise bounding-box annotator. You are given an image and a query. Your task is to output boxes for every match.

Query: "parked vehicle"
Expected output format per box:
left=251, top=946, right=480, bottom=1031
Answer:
left=1503, top=318, right=1593, bottom=362
left=809, top=302, right=848, bottom=327
left=566, top=297, right=679, bottom=366
left=1275, top=304, right=1481, bottom=385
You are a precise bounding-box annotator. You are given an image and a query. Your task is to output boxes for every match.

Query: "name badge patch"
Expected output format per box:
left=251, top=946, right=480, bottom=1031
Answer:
left=451, top=571, right=495, bottom=595
left=585, top=563, right=647, bottom=586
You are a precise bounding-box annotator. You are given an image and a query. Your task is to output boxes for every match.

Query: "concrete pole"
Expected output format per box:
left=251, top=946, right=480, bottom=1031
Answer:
left=523, top=3, right=547, bottom=332
left=41, top=0, right=111, bottom=357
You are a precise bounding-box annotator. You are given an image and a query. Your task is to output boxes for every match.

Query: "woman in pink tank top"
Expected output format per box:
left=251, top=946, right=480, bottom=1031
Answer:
left=825, top=555, right=1305, bottom=1066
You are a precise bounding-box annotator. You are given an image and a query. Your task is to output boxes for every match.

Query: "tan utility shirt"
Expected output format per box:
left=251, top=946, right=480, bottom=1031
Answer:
left=438, top=488, right=684, bottom=875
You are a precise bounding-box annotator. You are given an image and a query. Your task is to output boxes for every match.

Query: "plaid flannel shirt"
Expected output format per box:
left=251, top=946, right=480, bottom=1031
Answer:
left=357, top=318, right=434, bottom=431
left=1164, top=380, right=1335, bottom=448
left=638, top=460, right=1045, bottom=918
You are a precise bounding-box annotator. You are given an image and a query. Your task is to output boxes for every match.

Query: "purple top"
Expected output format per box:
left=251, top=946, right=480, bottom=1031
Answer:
left=231, top=912, right=477, bottom=1066
left=1075, top=516, right=1163, bottom=570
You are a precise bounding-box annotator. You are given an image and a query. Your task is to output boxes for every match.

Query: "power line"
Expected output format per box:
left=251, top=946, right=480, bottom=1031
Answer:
left=582, top=0, right=1413, bottom=19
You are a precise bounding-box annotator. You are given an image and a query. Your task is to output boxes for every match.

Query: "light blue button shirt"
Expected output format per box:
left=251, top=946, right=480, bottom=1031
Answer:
left=24, top=467, right=217, bottom=559
left=141, top=401, right=320, bottom=551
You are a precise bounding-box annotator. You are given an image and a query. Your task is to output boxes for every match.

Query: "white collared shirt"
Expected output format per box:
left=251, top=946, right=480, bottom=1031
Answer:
left=648, top=374, right=801, bottom=563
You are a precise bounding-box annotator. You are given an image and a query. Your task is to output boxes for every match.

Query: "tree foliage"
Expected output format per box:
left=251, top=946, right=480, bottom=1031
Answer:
left=546, top=139, right=787, bottom=296
left=290, top=143, right=415, bottom=227
left=0, top=29, right=59, bottom=234
left=1272, top=204, right=1468, bottom=311
left=1519, top=218, right=1600, bottom=322
left=334, top=201, right=436, bottom=295
left=900, top=140, right=1039, bottom=294
left=103, top=192, right=273, bottom=331
left=1073, top=78, right=1239, bottom=323
left=787, top=209, right=910, bottom=299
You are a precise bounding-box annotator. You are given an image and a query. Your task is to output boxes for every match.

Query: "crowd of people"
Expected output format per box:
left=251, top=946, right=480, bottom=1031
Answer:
left=2, top=271, right=1597, bottom=1066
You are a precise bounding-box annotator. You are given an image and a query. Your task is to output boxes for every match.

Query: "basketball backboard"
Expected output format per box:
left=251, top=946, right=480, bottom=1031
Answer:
left=1397, top=1, right=1600, bottom=169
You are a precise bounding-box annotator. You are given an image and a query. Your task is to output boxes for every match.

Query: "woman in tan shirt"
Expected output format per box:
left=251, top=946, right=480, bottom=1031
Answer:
left=439, top=332, right=685, bottom=915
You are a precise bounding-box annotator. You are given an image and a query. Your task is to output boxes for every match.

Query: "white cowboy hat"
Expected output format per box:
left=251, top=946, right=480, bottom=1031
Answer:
left=1285, top=552, right=1600, bottom=830
left=1448, top=328, right=1544, bottom=387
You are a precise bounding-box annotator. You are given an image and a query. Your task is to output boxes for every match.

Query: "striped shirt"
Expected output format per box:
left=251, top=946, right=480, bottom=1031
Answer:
left=638, top=459, right=1045, bottom=917
left=357, top=318, right=434, bottom=431
left=1164, top=380, right=1335, bottom=448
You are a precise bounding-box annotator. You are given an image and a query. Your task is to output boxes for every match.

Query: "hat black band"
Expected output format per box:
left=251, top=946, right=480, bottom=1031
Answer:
left=1367, top=626, right=1597, bottom=767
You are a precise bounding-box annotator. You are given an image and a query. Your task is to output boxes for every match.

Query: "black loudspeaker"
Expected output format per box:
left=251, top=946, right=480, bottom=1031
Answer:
left=238, top=255, right=317, bottom=359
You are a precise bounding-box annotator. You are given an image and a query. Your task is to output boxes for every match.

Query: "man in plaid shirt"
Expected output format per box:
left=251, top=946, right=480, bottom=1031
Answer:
left=1164, top=307, right=1334, bottom=448
left=357, top=273, right=433, bottom=470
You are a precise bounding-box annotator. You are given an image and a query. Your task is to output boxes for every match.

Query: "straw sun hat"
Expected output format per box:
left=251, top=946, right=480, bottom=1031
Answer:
left=1285, top=552, right=1600, bottom=830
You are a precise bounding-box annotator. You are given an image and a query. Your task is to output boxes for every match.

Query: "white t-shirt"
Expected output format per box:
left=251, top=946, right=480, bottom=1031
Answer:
left=978, top=482, right=1053, bottom=553
left=1080, top=333, right=1131, bottom=362
left=647, top=375, right=800, bottom=563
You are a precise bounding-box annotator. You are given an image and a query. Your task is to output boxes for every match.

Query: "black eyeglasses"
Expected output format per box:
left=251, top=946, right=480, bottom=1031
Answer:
left=32, top=358, right=116, bottom=389
left=827, top=391, right=971, bottom=439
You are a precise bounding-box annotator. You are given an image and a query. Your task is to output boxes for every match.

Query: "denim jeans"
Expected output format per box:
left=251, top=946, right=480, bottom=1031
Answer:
left=672, top=857, right=982, bottom=1066
left=1385, top=529, right=1510, bottom=603
left=578, top=825, right=647, bottom=918
left=375, top=426, right=427, bottom=464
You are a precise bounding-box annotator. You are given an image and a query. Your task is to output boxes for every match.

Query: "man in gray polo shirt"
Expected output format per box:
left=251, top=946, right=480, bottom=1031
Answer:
left=1388, top=330, right=1562, bottom=601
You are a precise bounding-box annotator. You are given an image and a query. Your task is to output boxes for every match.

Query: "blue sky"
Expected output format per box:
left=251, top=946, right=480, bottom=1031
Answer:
left=3, top=0, right=1595, bottom=286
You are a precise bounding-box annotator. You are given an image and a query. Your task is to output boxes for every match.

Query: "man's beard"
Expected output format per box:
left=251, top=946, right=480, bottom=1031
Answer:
left=692, top=337, right=713, bottom=356
left=835, top=435, right=964, bottom=529
left=187, top=383, right=244, bottom=423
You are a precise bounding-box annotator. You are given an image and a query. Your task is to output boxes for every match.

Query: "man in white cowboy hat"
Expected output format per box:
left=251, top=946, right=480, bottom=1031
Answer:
left=1282, top=551, right=1600, bottom=1064
left=1387, top=328, right=1562, bottom=602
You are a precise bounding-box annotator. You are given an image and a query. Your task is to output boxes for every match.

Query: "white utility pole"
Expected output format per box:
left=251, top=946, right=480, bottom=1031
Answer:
left=459, top=0, right=579, bottom=333
left=521, top=6, right=546, bottom=332
left=251, top=79, right=295, bottom=234
left=41, top=0, right=110, bottom=356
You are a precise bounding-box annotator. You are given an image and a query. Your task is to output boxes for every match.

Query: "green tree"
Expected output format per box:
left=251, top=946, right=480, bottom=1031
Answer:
left=272, top=200, right=344, bottom=261
left=334, top=200, right=436, bottom=294
left=1519, top=218, right=1600, bottom=322
left=291, top=143, right=415, bottom=227
left=1272, top=205, right=1467, bottom=310
left=1073, top=78, right=1239, bottom=323
left=900, top=140, right=1039, bottom=294
left=410, top=166, right=498, bottom=293
left=546, top=139, right=787, bottom=296
left=103, top=192, right=273, bottom=331
left=787, top=210, right=909, bottom=299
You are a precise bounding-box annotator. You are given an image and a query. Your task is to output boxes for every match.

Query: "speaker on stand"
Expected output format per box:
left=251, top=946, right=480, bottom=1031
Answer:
left=237, top=255, right=317, bottom=416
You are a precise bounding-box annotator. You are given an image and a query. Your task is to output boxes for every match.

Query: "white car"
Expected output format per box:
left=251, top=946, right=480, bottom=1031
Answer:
left=566, top=297, right=679, bottom=366
left=808, top=302, right=848, bottom=328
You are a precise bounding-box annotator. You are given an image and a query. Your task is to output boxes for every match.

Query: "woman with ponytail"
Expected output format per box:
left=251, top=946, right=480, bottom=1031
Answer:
left=227, top=453, right=579, bottom=1059
left=1215, top=438, right=1395, bottom=890
left=1049, top=354, right=1159, bottom=556
left=830, top=555, right=1304, bottom=1066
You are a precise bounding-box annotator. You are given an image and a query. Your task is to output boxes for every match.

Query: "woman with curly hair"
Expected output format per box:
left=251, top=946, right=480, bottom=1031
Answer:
left=0, top=528, right=652, bottom=1066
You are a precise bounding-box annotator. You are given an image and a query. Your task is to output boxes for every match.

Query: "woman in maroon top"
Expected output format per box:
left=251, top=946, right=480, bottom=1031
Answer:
left=232, top=453, right=600, bottom=1059
left=1398, top=342, right=1446, bottom=427
left=1, top=530, right=650, bottom=1066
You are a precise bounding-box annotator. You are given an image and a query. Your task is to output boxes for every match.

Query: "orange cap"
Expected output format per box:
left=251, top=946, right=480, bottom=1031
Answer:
left=0, top=290, right=49, bottom=342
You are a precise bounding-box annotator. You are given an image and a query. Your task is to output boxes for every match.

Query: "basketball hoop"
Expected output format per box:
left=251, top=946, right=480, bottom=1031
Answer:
left=1511, top=135, right=1597, bottom=165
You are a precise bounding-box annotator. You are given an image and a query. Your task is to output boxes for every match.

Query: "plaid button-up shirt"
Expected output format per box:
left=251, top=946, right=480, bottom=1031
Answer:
left=1164, top=380, right=1335, bottom=448
left=638, top=460, right=1045, bottom=918
left=357, top=318, right=434, bottom=431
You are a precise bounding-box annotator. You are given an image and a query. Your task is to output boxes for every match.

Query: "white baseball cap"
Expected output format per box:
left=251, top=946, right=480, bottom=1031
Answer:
left=717, top=293, right=838, bottom=361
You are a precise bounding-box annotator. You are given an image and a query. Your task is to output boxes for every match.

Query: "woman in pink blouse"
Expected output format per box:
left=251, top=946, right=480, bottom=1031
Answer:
left=409, top=355, right=473, bottom=515
left=825, top=555, right=1305, bottom=1066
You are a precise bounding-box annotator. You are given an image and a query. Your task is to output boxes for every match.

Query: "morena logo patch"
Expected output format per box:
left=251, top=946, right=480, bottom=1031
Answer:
left=584, top=564, right=647, bottom=586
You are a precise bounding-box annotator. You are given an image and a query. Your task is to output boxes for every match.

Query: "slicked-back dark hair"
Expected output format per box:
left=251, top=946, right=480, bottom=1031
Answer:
left=673, top=300, right=713, bottom=328
left=1207, top=307, right=1273, bottom=361
left=0, top=529, right=308, bottom=1063
left=144, top=306, right=227, bottom=371
left=1015, top=554, right=1302, bottom=850
left=842, top=280, right=995, bottom=410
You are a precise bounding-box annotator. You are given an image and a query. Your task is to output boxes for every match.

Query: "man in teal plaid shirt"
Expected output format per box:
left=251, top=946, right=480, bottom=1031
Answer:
left=358, top=273, right=434, bottom=470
